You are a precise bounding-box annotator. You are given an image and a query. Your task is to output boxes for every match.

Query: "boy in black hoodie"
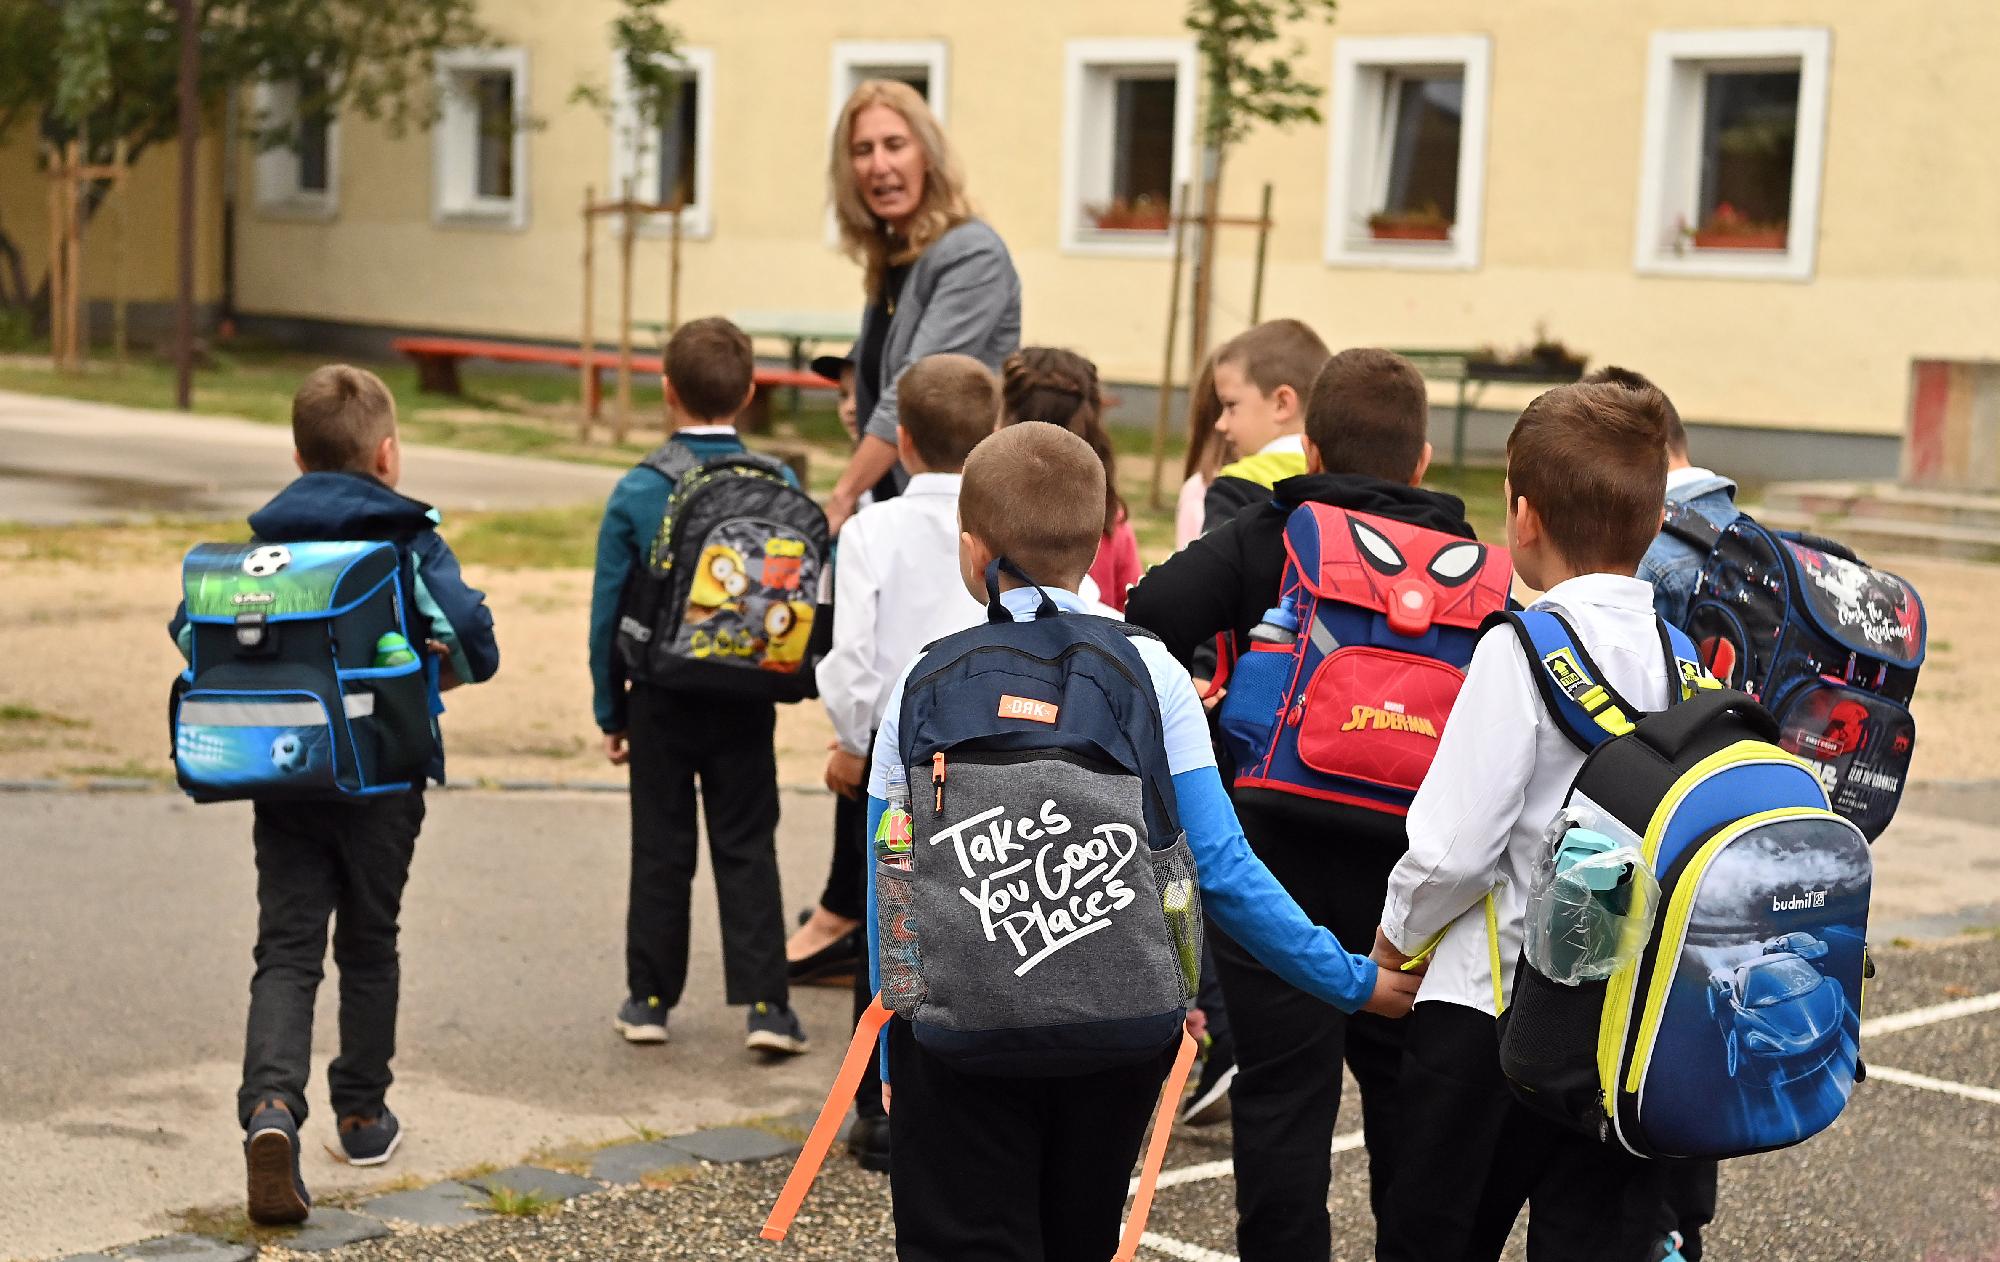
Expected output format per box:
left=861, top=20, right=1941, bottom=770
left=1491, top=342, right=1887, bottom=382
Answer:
left=169, top=365, right=498, bottom=1225
left=1125, top=348, right=1473, bottom=1262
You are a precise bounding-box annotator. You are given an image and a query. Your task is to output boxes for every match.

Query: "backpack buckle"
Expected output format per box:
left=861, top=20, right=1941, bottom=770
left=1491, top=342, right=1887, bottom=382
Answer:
left=233, top=612, right=274, bottom=655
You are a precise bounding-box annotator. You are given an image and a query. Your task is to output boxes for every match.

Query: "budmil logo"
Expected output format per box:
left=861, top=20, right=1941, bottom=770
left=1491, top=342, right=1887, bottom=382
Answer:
left=1772, top=889, right=1828, bottom=912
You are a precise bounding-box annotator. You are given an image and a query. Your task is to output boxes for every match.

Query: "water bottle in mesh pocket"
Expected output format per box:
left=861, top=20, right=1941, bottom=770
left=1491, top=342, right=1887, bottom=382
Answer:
left=1149, top=834, right=1203, bottom=1005
left=875, top=861, right=925, bottom=1016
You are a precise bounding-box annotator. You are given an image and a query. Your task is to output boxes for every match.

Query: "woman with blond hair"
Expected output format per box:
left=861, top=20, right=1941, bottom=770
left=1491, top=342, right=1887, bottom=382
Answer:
left=821, top=79, right=1021, bottom=533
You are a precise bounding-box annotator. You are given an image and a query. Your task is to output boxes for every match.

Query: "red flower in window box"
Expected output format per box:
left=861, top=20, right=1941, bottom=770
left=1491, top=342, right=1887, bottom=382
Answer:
left=1367, top=204, right=1452, bottom=242
left=1689, top=202, right=1788, bottom=251
left=1088, top=196, right=1172, bottom=233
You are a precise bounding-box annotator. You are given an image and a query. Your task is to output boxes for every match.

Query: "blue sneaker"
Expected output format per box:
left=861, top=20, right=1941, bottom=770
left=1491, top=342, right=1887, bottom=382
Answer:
left=745, top=1002, right=809, bottom=1056
left=337, top=1106, right=403, bottom=1167
left=616, top=996, right=669, bottom=1044
left=244, top=1099, right=311, bottom=1225
left=1651, top=1232, right=1689, bottom=1262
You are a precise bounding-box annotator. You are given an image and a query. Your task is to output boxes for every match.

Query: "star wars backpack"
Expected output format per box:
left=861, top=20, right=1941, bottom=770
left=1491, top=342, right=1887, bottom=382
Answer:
left=1216, top=503, right=1511, bottom=815
left=1665, top=504, right=1925, bottom=839
left=615, top=445, right=830, bottom=702
left=1494, top=610, right=1873, bottom=1162
left=170, top=541, right=437, bottom=801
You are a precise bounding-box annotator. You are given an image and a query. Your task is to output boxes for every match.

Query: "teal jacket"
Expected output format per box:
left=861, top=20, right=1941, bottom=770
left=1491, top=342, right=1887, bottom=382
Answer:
left=589, top=430, right=796, bottom=732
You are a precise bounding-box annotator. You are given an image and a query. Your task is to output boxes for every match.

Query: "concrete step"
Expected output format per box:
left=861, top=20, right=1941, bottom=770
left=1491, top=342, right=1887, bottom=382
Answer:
left=1762, top=480, right=2000, bottom=531
left=1743, top=505, right=2000, bottom=564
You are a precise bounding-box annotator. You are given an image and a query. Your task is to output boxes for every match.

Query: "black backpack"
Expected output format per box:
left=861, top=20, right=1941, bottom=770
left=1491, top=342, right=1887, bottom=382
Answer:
left=615, top=444, right=830, bottom=702
left=1665, top=504, right=1925, bottom=840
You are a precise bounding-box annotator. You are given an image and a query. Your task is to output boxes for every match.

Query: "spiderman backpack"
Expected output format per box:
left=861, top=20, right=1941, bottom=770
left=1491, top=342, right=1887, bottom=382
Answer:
left=1216, top=503, right=1511, bottom=814
left=1666, top=504, right=1925, bottom=840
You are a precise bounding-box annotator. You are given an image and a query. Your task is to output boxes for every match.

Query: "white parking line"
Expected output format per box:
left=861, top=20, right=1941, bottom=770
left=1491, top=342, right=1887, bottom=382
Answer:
left=1133, top=1132, right=1362, bottom=1262
left=1140, top=1232, right=1240, bottom=1262
left=1861, top=988, right=2000, bottom=1037
left=1866, top=1064, right=2000, bottom=1106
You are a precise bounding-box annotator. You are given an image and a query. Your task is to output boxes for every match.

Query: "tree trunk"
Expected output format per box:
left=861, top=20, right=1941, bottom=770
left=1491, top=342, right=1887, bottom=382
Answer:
left=1188, top=143, right=1224, bottom=378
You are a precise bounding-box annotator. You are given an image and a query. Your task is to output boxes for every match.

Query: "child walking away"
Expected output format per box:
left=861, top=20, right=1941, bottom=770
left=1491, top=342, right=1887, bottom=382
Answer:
left=1201, top=319, right=1331, bottom=533
left=592, top=316, right=827, bottom=1055
left=813, top=353, right=1001, bottom=1172
left=1126, top=348, right=1507, bottom=1261
left=167, top=365, right=498, bottom=1225
left=762, top=423, right=1417, bottom=1261
left=997, top=347, right=1142, bottom=611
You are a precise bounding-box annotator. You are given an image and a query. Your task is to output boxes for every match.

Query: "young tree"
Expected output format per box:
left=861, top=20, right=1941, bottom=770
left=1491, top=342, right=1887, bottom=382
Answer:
left=1183, top=0, right=1339, bottom=367
left=0, top=0, right=488, bottom=321
left=571, top=0, right=684, bottom=191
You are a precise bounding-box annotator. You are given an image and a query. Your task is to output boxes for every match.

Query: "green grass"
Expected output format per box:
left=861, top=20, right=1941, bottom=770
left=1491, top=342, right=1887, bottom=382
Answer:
left=0, top=703, right=85, bottom=727
left=481, top=1185, right=561, bottom=1217
left=64, top=758, right=173, bottom=783
left=449, top=504, right=608, bottom=570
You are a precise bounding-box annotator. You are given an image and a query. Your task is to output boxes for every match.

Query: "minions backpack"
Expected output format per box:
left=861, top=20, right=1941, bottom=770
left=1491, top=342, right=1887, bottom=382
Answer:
left=1493, top=609, right=1873, bottom=1161
left=615, top=445, right=830, bottom=702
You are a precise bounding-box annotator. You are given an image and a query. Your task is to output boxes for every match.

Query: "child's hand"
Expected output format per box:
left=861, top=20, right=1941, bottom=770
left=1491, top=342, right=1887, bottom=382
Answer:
left=1184, top=1007, right=1209, bottom=1042
left=1370, top=925, right=1420, bottom=974
left=427, top=640, right=463, bottom=692
left=1359, top=965, right=1422, bottom=1019
left=1191, top=678, right=1226, bottom=712
left=879, top=1083, right=891, bottom=1115
left=824, top=746, right=867, bottom=799
left=604, top=731, right=630, bottom=766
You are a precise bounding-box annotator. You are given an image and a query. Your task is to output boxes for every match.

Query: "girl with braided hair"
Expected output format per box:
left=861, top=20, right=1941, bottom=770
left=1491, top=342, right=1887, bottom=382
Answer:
left=997, top=347, right=1143, bottom=611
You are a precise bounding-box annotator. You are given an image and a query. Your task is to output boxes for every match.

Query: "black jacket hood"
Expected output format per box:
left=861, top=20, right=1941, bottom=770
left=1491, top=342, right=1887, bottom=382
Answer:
left=1271, top=472, right=1475, bottom=540
left=247, top=471, right=438, bottom=543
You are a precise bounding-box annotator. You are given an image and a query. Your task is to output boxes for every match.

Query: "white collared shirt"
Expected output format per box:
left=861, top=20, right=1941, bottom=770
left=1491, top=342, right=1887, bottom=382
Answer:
left=818, top=474, right=985, bottom=755
left=1381, top=572, right=1675, bottom=1016
left=1665, top=465, right=1720, bottom=495
left=1259, top=433, right=1306, bottom=457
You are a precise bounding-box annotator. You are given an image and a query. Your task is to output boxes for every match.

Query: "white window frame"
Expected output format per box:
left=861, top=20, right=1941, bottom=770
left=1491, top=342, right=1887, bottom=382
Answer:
left=432, top=46, right=530, bottom=230
left=1633, top=28, right=1832, bottom=282
left=828, top=40, right=950, bottom=125
left=250, top=79, right=339, bottom=220
left=1059, top=38, right=1199, bottom=259
left=609, top=47, right=715, bottom=240
left=1322, top=35, right=1490, bottom=271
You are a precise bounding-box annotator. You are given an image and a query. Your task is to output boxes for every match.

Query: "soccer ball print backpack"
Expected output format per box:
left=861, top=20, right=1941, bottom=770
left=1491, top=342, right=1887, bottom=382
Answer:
left=615, top=444, right=830, bottom=702
left=171, top=541, right=436, bottom=800
left=1664, top=503, right=1925, bottom=839
left=1493, top=609, right=1872, bottom=1161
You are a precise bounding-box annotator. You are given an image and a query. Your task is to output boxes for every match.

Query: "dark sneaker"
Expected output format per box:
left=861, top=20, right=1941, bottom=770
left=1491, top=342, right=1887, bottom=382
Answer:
left=848, top=1112, right=891, bottom=1174
left=244, top=1100, right=311, bottom=1226
left=337, top=1106, right=403, bottom=1167
left=1179, top=1044, right=1237, bottom=1126
left=788, top=929, right=862, bottom=985
left=1650, top=1234, right=1689, bottom=1262
left=745, top=1001, right=809, bottom=1056
left=616, top=996, right=669, bottom=1044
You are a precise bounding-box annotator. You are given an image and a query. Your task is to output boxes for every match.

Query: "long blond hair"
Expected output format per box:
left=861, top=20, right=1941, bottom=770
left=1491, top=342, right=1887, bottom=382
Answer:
left=829, top=80, right=972, bottom=299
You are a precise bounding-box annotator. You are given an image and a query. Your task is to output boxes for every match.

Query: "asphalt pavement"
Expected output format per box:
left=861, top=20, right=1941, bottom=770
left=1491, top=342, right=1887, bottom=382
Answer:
left=0, top=390, right=617, bottom=524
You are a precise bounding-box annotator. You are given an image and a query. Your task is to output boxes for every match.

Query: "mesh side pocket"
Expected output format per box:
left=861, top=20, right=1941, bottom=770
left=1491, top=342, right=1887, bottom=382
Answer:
left=1498, top=951, right=1610, bottom=1140
left=1147, top=833, right=1204, bottom=1006
left=875, top=861, right=925, bottom=1018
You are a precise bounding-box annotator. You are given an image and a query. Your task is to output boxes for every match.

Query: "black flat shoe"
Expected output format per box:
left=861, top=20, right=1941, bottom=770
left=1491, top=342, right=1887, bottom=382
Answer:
left=787, top=929, right=861, bottom=983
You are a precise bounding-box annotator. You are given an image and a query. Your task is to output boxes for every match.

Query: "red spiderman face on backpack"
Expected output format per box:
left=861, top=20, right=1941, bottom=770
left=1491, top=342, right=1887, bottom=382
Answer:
left=1331, top=516, right=1493, bottom=639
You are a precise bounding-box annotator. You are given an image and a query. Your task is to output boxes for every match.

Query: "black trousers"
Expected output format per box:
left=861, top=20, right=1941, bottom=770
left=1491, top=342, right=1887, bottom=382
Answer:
left=625, top=684, right=787, bottom=1008
left=886, top=1019, right=1173, bottom=1262
left=1661, top=1161, right=1718, bottom=1260
left=819, top=787, right=867, bottom=921
left=238, top=790, right=424, bottom=1129
left=1376, top=1003, right=1667, bottom=1262
left=1212, top=794, right=1408, bottom=1262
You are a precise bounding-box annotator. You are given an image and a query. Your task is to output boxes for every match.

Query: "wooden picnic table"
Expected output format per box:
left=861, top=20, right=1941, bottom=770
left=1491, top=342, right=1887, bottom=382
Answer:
left=1390, top=348, right=1587, bottom=469
left=636, top=310, right=862, bottom=414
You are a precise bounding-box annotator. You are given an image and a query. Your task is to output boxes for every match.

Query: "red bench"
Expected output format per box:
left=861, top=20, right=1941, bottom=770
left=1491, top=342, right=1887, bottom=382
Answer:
left=390, top=336, right=835, bottom=424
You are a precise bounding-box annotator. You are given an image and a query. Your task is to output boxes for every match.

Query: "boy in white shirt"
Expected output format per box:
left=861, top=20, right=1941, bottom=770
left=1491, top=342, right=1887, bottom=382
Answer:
left=813, top=352, right=1002, bottom=1171
left=1372, top=382, right=1679, bottom=1262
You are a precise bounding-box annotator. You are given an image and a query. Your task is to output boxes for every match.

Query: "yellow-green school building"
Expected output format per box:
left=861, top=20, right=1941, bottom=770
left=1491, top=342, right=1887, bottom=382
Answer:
left=6, top=0, right=1997, bottom=474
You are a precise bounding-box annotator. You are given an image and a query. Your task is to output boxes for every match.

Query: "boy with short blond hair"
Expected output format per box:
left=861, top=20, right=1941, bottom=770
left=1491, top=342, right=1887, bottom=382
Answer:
left=1373, top=382, right=1677, bottom=1262
left=169, top=364, right=498, bottom=1224
left=868, top=422, right=1416, bottom=1260
left=1203, top=318, right=1334, bottom=531
left=811, top=353, right=1000, bottom=1171
left=591, top=315, right=809, bottom=1055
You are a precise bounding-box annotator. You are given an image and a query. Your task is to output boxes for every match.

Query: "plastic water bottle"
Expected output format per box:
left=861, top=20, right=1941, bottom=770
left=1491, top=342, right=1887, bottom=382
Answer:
left=372, top=631, right=419, bottom=668
left=1247, top=596, right=1299, bottom=647
left=876, top=764, right=914, bottom=870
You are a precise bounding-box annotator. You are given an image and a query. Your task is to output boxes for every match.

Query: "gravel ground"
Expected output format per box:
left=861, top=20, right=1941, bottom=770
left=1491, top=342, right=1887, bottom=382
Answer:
left=287, top=935, right=2000, bottom=1262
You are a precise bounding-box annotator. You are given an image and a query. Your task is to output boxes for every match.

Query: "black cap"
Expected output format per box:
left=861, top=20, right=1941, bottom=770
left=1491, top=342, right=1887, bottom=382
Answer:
left=811, top=347, right=856, bottom=384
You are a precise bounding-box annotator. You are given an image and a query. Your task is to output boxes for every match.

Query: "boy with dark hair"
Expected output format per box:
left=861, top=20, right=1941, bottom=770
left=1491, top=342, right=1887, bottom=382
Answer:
left=170, top=364, right=498, bottom=1225
left=1125, top=347, right=1476, bottom=1261
left=1372, top=382, right=1679, bottom=1262
left=867, top=421, right=1418, bottom=1261
left=590, top=315, right=808, bottom=1055
left=1584, top=366, right=1741, bottom=628
left=815, top=353, right=999, bottom=1171
left=1203, top=318, right=1334, bottom=531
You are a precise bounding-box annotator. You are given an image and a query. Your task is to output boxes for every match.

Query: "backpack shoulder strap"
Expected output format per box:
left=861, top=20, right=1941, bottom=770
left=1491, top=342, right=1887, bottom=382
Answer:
left=1658, top=619, right=1722, bottom=704
left=1661, top=499, right=1724, bottom=552
left=1482, top=608, right=1638, bottom=754
left=637, top=442, right=702, bottom=483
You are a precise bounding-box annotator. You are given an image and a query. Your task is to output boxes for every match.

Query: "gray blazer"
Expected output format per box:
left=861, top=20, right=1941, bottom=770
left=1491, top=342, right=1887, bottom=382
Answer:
left=857, top=218, right=1022, bottom=446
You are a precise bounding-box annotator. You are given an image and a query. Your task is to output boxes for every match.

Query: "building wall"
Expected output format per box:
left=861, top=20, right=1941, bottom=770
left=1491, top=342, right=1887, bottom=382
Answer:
left=220, top=0, right=2000, bottom=440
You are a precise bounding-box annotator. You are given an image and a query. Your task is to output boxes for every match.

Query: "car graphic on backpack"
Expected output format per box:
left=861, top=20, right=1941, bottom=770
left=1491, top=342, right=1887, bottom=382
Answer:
left=1706, top=933, right=1845, bottom=1086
